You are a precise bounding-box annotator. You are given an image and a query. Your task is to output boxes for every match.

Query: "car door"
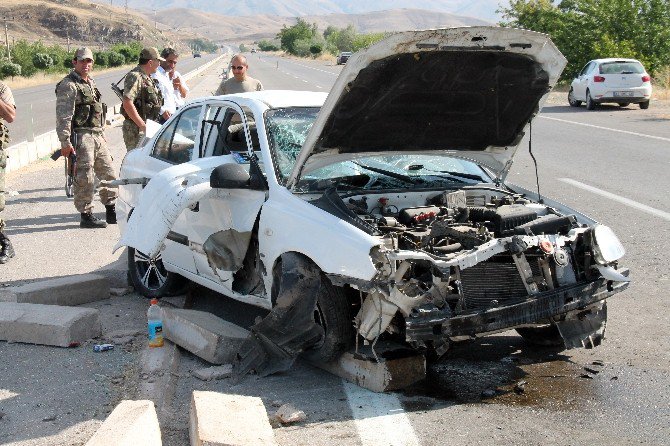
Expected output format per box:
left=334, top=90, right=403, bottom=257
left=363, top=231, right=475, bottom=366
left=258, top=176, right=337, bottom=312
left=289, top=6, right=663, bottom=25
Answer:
left=573, top=61, right=594, bottom=100
left=144, top=105, right=203, bottom=274
left=184, top=102, right=267, bottom=297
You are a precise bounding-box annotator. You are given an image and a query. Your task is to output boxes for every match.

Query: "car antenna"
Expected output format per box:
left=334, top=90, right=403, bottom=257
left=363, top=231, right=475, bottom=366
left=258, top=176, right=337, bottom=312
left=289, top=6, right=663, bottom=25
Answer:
left=528, top=121, right=543, bottom=204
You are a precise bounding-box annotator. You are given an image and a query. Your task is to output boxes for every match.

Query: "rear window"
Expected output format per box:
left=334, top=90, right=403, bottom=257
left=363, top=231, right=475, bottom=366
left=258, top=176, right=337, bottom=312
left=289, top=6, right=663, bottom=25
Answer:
left=599, top=61, right=644, bottom=74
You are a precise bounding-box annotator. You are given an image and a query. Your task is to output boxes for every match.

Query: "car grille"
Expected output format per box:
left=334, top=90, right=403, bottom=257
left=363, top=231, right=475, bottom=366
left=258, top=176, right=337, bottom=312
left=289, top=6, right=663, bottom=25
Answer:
left=459, top=255, right=541, bottom=312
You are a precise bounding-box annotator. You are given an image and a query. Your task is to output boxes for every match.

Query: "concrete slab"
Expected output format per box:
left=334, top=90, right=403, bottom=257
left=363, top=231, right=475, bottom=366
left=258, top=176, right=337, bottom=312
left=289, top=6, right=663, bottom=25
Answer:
left=5, top=273, right=110, bottom=306
left=192, top=364, right=233, bottom=381
left=85, top=400, right=161, bottom=446
left=163, top=308, right=249, bottom=365
left=313, top=344, right=426, bottom=392
left=0, top=302, right=101, bottom=347
left=137, top=340, right=181, bottom=415
left=189, top=391, right=276, bottom=446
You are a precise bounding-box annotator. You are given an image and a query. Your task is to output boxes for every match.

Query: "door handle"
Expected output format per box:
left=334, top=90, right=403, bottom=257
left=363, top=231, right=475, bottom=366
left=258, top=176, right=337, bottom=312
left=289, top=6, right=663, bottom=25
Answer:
left=189, top=202, right=200, bottom=212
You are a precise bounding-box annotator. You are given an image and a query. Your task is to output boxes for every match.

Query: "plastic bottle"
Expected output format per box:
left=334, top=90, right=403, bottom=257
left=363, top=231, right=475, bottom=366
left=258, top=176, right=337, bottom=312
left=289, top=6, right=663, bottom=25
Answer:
left=147, top=298, right=164, bottom=348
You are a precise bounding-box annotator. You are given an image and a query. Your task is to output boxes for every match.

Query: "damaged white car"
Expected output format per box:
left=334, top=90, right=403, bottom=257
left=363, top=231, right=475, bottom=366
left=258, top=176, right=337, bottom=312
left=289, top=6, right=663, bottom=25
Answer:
left=115, top=27, right=630, bottom=376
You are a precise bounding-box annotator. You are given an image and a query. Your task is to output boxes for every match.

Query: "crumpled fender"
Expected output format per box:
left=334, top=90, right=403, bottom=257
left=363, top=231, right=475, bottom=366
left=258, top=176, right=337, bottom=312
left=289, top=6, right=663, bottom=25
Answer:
left=114, top=162, right=212, bottom=258
left=233, top=252, right=324, bottom=378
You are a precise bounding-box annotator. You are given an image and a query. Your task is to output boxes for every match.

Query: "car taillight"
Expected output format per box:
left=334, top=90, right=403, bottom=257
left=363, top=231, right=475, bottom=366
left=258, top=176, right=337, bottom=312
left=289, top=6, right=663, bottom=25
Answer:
left=593, top=75, right=606, bottom=82
left=642, top=75, right=651, bottom=82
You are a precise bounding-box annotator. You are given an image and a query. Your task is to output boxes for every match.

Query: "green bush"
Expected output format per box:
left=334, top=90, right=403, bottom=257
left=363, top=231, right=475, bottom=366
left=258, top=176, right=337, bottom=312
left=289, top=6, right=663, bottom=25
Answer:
left=112, top=42, right=141, bottom=64
left=107, top=51, right=125, bottom=67
left=258, top=40, right=280, bottom=51
left=94, top=51, right=109, bottom=67
left=63, top=57, right=74, bottom=69
left=309, top=44, right=322, bottom=57
left=32, top=53, right=54, bottom=69
left=0, top=63, right=22, bottom=79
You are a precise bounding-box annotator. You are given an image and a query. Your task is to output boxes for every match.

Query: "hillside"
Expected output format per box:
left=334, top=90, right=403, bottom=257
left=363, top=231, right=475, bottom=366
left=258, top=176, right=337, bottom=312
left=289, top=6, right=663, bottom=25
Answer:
left=155, top=8, right=492, bottom=42
left=0, top=0, right=198, bottom=52
left=95, top=0, right=508, bottom=22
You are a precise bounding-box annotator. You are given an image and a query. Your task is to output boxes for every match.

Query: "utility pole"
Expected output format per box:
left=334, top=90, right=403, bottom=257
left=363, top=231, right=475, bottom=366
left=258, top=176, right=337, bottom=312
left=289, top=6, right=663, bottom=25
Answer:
left=124, top=0, right=128, bottom=15
left=153, top=9, right=157, bottom=29
left=2, top=17, right=14, bottom=62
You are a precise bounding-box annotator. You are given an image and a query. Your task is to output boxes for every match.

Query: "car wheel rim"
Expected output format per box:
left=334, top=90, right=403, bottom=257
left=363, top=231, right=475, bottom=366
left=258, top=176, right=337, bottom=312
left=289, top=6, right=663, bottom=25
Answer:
left=134, top=250, right=168, bottom=290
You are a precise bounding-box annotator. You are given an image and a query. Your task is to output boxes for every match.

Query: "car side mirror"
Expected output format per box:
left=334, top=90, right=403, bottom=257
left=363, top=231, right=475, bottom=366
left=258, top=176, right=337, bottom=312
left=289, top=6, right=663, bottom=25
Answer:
left=210, top=163, right=250, bottom=189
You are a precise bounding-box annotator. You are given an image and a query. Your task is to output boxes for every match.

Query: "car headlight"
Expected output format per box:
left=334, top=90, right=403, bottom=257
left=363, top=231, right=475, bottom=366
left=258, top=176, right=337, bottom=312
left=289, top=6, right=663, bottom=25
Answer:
left=591, top=225, right=625, bottom=264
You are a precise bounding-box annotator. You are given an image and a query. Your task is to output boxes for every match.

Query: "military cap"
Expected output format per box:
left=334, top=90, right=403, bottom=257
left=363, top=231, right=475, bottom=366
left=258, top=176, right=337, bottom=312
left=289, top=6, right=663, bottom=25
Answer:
left=74, top=47, right=94, bottom=61
left=140, top=47, right=166, bottom=61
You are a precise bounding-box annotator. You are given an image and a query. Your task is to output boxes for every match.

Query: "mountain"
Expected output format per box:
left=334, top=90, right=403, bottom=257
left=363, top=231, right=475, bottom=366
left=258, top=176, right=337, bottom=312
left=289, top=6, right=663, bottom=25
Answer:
left=96, top=0, right=507, bottom=22
left=154, top=8, right=492, bottom=42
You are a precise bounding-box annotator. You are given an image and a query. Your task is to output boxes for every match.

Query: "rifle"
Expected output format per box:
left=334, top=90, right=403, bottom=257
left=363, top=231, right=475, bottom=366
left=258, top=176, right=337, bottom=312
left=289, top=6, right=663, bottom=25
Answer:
left=51, top=132, right=77, bottom=198
left=111, top=75, right=126, bottom=101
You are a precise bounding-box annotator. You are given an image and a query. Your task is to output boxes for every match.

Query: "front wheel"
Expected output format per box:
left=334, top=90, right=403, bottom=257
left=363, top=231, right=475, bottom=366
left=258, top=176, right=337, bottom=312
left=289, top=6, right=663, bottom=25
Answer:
left=568, top=88, right=582, bottom=107
left=127, top=247, right=185, bottom=298
left=586, top=90, right=597, bottom=110
left=639, top=100, right=650, bottom=109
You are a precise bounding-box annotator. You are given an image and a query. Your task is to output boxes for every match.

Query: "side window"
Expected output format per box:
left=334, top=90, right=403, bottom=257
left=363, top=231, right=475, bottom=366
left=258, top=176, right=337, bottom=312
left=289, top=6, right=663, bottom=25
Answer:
left=579, top=62, right=593, bottom=76
left=202, top=104, right=261, bottom=157
left=151, top=106, right=201, bottom=164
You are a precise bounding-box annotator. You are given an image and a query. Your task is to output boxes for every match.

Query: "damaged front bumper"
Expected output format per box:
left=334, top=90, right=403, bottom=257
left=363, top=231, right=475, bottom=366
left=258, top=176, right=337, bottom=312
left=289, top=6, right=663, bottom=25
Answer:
left=405, top=269, right=629, bottom=346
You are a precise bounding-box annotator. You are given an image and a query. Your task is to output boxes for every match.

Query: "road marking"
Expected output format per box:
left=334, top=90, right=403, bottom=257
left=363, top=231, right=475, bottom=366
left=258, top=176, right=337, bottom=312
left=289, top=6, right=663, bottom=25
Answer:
left=343, top=380, right=420, bottom=446
left=541, top=116, right=670, bottom=143
left=289, top=61, right=339, bottom=76
left=559, top=178, right=670, bottom=221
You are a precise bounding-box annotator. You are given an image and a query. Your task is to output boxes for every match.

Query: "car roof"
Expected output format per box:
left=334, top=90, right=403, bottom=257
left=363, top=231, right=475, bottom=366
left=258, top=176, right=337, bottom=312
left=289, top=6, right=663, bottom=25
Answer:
left=590, top=58, right=643, bottom=64
left=209, top=90, right=328, bottom=108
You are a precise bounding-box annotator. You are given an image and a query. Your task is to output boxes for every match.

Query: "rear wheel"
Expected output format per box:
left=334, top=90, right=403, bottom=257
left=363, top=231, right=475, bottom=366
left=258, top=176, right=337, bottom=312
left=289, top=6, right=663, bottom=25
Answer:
left=516, top=325, right=564, bottom=347
left=567, top=88, right=582, bottom=107
left=639, top=100, right=650, bottom=109
left=128, top=247, right=185, bottom=298
left=586, top=90, right=596, bottom=110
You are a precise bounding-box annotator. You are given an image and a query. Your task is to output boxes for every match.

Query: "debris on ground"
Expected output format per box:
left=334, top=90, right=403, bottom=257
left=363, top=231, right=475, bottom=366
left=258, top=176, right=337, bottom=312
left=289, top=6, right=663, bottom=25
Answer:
left=41, top=414, right=57, bottom=422
left=271, top=400, right=284, bottom=407
left=592, top=360, right=605, bottom=366
left=580, top=374, right=594, bottom=379
left=481, top=389, right=497, bottom=398
left=192, top=364, right=233, bottom=381
left=583, top=366, right=600, bottom=375
left=109, top=286, right=134, bottom=297
left=513, top=380, right=527, bottom=394
left=274, top=403, right=307, bottom=424
left=0, top=410, right=5, bottom=420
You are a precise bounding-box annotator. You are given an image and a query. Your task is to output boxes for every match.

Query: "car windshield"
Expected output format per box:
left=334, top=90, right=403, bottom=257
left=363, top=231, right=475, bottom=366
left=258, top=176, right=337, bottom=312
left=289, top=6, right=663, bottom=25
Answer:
left=599, top=61, right=644, bottom=74
left=265, top=107, right=491, bottom=192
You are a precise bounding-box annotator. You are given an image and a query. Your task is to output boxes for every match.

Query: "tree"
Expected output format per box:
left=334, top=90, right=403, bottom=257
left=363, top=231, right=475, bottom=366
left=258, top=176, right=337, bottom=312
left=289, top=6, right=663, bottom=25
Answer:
left=107, top=51, right=125, bottom=67
left=499, top=0, right=670, bottom=79
left=32, top=53, right=54, bottom=70
left=94, top=51, right=109, bottom=67
left=277, top=19, right=318, bottom=54
left=258, top=40, right=280, bottom=51
left=309, top=44, right=322, bottom=57
left=0, top=63, right=21, bottom=80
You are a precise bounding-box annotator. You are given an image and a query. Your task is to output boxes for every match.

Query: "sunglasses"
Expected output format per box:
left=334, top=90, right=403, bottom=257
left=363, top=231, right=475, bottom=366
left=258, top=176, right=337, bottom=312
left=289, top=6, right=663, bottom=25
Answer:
left=231, top=65, right=245, bottom=70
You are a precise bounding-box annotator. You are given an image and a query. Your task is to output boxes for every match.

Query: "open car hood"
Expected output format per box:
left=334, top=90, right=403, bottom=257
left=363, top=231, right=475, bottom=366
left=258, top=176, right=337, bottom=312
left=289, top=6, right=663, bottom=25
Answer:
left=287, top=27, right=566, bottom=188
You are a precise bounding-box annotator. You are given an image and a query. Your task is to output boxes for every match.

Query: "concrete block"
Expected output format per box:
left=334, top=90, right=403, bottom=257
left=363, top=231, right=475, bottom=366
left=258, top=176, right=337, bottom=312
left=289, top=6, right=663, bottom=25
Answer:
left=313, top=344, right=426, bottom=392
left=0, top=302, right=101, bottom=347
left=189, top=391, right=276, bottom=446
left=163, top=308, right=249, bottom=365
left=7, top=273, right=110, bottom=306
left=85, top=400, right=161, bottom=446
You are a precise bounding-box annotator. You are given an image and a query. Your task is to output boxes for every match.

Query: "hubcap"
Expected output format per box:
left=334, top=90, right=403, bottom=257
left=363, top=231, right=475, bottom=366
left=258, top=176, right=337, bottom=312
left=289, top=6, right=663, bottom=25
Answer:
left=134, top=250, right=168, bottom=290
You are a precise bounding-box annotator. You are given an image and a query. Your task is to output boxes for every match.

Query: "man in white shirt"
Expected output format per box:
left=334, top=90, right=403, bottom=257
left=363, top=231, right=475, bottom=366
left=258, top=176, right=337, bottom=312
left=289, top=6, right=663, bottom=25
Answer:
left=152, top=48, right=189, bottom=123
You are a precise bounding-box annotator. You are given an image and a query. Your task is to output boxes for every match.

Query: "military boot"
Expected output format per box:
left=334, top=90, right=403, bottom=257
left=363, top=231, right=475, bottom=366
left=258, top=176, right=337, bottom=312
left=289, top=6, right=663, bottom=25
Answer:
left=0, top=232, right=15, bottom=264
left=80, top=212, right=108, bottom=229
left=105, top=204, right=117, bottom=224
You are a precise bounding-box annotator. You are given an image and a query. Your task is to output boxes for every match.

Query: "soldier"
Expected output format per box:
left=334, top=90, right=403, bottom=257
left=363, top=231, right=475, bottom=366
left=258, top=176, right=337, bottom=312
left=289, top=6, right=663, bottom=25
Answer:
left=121, top=47, right=164, bottom=150
left=56, top=47, right=117, bottom=229
left=0, top=80, right=16, bottom=264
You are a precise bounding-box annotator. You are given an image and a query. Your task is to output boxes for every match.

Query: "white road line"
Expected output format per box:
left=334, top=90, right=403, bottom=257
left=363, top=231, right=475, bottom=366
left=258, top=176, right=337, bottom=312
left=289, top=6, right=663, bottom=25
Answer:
left=343, top=380, right=420, bottom=446
left=541, top=116, right=670, bottom=142
left=559, top=178, right=670, bottom=221
left=289, top=61, right=339, bottom=76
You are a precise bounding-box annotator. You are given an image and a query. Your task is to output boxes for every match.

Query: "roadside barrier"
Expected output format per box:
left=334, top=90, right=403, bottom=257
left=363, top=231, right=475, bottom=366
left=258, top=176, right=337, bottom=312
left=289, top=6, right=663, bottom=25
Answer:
left=4, top=54, right=225, bottom=174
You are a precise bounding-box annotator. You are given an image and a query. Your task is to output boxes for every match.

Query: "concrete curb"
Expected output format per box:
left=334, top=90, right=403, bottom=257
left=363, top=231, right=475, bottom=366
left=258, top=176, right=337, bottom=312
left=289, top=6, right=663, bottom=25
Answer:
left=84, top=400, right=162, bottom=446
left=3, top=273, right=110, bottom=306
left=5, top=54, right=225, bottom=175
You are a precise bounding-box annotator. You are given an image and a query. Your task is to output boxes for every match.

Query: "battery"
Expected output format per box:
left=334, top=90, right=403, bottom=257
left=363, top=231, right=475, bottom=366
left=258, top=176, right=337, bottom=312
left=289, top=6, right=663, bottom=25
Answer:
left=93, top=344, right=114, bottom=352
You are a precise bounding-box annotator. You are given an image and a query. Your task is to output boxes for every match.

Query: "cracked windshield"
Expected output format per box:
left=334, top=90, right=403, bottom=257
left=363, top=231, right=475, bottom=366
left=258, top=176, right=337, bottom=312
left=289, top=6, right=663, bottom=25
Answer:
left=266, top=108, right=490, bottom=191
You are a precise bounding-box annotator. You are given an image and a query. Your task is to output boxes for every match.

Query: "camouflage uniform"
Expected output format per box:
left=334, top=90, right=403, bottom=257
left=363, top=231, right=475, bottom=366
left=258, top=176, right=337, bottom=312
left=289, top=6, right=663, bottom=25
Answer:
left=121, top=66, right=163, bottom=150
left=0, top=81, right=15, bottom=232
left=55, top=71, right=117, bottom=213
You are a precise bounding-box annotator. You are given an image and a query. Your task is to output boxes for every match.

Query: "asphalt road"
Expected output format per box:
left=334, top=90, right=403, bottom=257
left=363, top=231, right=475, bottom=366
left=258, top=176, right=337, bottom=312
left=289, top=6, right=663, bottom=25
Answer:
left=8, top=53, right=219, bottom=145
left=1, top=53, right=669, bottom=445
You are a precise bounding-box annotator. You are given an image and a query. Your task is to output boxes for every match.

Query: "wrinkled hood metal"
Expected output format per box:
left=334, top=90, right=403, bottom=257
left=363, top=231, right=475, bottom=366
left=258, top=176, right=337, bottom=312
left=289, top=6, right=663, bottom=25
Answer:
left=287, top=27, right=566, bottom=188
